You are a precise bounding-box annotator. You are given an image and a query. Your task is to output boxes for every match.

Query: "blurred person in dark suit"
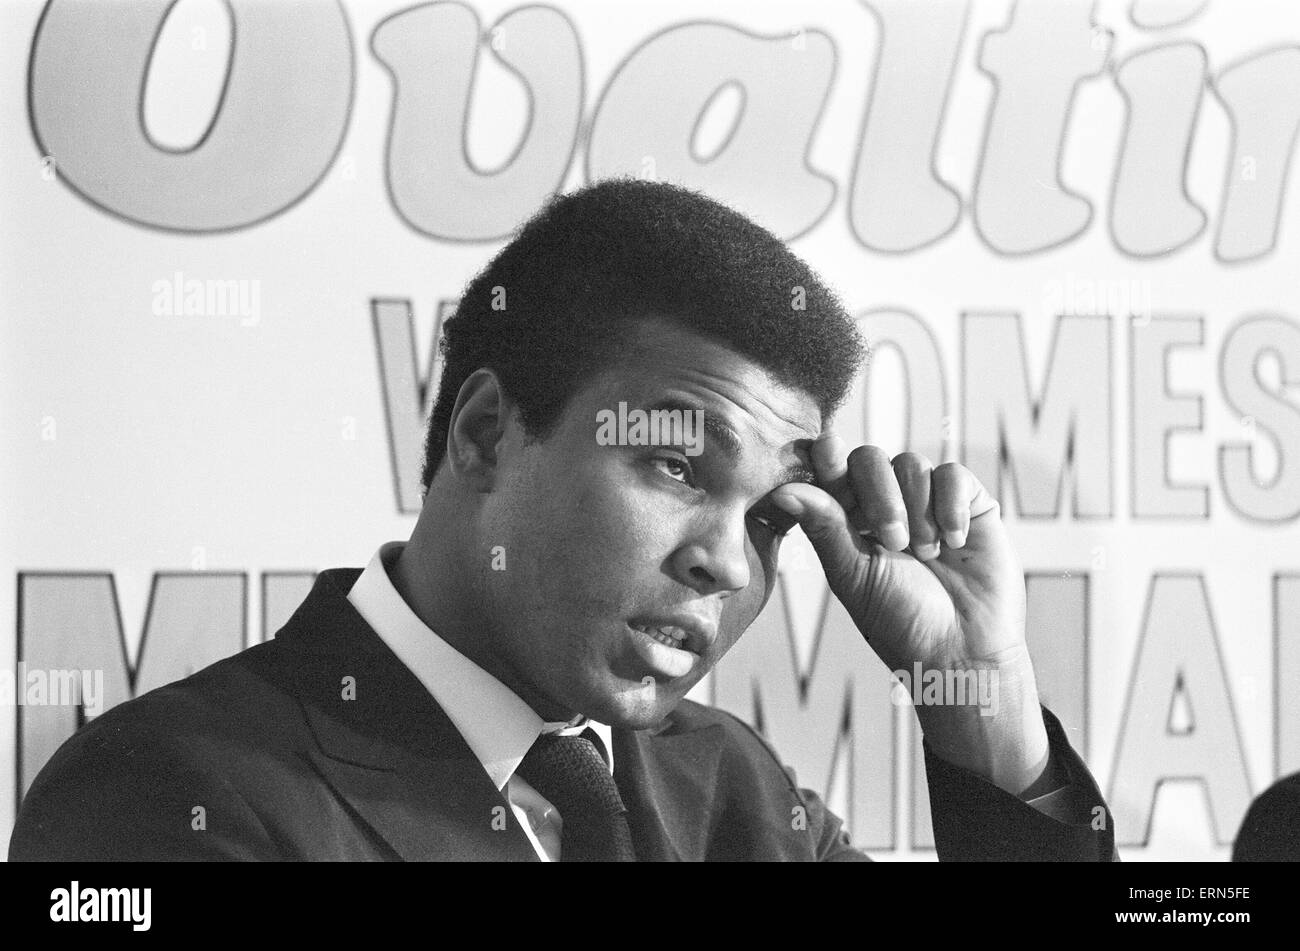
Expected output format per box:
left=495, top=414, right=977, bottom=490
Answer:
left=1234, top=773, right=1300, bottom=860
left=11, top=180, right=1114, bottom=861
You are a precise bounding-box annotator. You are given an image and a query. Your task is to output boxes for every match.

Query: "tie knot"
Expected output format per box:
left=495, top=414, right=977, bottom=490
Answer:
left=517, top=731, right=623, bottom=819
left=515, top=729, right=637, bottom=860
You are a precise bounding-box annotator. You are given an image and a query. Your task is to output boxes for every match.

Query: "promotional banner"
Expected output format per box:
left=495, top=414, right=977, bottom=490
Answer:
left=2, top=0, right=1298, bottom=860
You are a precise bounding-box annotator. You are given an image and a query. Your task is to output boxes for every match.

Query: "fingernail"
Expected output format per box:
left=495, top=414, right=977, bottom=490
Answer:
left=943, top=529, right=965, bottom=549
left=882, top=522, right=909, bottom=551
left=912, top=541, right=941, bottom=561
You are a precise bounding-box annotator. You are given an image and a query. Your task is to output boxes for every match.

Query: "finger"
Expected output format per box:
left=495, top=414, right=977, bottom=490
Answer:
left=769, top=481, right=866, bottom=583
left=845, top=445, right=909, bottom=551
left=892, top=452, right=940, bottom=561
left=931, top=462, right=971, bottom=548
left=811, top=430, right=855, bottom=512
left=931, top=462, right=998, bottom=549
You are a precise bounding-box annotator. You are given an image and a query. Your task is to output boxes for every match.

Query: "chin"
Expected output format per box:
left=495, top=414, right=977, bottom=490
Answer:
left=576, top=676, right=687, bottom=731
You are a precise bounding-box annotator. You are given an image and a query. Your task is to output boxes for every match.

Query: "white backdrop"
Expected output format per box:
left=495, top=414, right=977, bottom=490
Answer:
left=3, top=0, right=1299, bottom=860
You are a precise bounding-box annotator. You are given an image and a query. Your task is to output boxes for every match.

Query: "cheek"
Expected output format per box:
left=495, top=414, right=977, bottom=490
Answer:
left=509, top=458, right=673, bottom=594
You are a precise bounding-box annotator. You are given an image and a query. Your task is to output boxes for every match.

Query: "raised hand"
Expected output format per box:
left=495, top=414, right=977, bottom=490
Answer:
left=770, top=432, right=1051, bottom=795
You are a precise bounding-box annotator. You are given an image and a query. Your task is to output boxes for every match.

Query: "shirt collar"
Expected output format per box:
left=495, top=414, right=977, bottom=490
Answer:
left=345, top=542, right=613, bottom=789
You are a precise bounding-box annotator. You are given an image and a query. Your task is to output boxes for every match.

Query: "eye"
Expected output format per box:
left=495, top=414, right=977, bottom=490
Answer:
left=650, top=455, right=696, bottom=487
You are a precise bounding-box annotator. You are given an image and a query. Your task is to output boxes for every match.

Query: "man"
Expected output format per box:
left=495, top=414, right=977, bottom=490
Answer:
left=1234, top=773, right=1300, bottom=860
left=11, top=179, right=1114, bottom=861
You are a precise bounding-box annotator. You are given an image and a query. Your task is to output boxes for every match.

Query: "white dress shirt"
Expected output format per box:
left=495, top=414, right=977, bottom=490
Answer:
left=346, top=542, right=613, bottom=862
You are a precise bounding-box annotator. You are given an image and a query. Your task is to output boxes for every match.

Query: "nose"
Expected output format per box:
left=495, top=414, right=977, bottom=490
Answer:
left=670, top=508, right=751, bottom=596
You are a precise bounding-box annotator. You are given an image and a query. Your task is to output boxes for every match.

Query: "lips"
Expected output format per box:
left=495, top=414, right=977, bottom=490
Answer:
left=624, top=613, right=717, bottom=682
left=633, top=623, right=689, bottom=648
left=626, top=623, right=697, bottom=680
left=627, top=614, right=716, bottom=657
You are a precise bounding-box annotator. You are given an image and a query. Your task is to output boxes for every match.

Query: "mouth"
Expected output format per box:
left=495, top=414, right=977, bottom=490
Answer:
left=624, top=624, right=694, bottom=681
left=625, top=616, right=716, bottom=682
left=634, top=622, right=690, bottom=649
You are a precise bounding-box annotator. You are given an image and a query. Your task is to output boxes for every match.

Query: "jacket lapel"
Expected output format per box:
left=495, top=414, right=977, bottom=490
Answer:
left=268, top=569, right=538, bottom=861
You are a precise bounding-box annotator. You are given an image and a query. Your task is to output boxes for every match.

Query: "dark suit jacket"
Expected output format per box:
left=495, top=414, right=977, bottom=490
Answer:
left=10, top=569, right=1115, bottom=861
left=1233, top=772, right=1300, bottom=861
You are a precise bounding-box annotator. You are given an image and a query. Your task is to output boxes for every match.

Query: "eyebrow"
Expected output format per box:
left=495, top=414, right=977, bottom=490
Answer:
left=648, top=399, right=817, bottom=487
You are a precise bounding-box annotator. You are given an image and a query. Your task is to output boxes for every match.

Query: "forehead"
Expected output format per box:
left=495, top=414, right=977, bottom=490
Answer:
left=578, top=318, right=823, bottom=456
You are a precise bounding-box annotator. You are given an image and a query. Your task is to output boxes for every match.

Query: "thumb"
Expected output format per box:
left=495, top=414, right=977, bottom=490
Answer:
left=770, top=481, right=868, bottom=582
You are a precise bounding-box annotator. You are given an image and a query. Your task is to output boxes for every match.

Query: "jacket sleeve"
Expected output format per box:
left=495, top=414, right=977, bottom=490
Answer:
left=922, top=705, right=1117, bottom=861
left=798, top=705, right=1116, bottom=861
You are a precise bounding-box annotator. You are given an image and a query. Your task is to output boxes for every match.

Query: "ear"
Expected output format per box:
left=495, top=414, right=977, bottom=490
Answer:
left=445, top=368, right=514, bottom=490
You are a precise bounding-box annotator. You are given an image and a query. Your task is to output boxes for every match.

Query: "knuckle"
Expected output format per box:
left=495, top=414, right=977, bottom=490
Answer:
left=848, top=444, right=888, bottom=469
left=892, top=451, right=932, bottom=475
left=933, top=460, right=965, bottom=481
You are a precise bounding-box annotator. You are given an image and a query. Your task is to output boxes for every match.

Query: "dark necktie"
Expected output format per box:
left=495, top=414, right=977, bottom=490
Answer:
left=515, top=729, right=637, bottom=862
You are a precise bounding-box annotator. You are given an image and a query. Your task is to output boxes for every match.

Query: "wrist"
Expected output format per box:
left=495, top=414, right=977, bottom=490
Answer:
left=912, top=646, right=1050, bottom=795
